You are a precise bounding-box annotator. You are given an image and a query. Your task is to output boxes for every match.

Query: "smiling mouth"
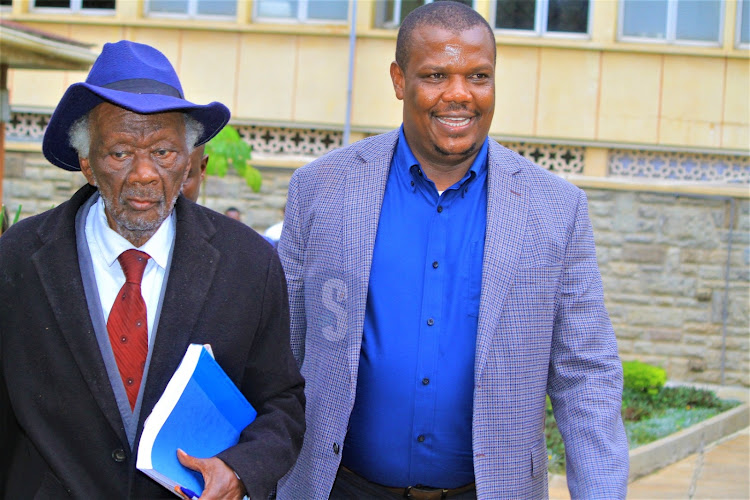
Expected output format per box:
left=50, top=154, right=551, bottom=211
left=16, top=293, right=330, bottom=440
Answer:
left=436, top=116, right=472, bottom=127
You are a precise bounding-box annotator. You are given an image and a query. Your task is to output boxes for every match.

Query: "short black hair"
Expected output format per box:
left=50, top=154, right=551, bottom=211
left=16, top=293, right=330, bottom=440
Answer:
left=395, top=0, right=496, bottom=71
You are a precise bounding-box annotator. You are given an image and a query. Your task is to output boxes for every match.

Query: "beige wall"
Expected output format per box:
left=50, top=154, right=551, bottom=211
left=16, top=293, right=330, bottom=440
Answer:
left=4, top=1, right=749, bottom=152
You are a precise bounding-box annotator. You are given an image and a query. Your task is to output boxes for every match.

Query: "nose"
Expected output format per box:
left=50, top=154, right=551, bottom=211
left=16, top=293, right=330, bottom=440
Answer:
left=442, top=75, right=471, bottom=103
left=129, top=152, right=159, bottom=184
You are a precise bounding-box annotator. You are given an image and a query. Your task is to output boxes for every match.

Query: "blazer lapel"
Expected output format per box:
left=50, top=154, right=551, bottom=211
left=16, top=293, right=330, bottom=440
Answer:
left=32, top=185, right=128, bottom=445
left=343, top=131, right=398, bottom=388
left=139, top=197, right=219, bottom=420
left=474, top=142, right=529, bottom=383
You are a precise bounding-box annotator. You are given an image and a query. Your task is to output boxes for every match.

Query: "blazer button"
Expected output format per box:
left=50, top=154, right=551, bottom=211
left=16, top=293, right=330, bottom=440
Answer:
left=333, top=442, right=340, bottom=455
left=112, top=448, right=127, bottom=463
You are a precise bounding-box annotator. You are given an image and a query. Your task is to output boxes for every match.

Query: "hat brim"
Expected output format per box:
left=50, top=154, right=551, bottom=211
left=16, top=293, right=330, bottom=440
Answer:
left=43, top=83, right=231, bottom=171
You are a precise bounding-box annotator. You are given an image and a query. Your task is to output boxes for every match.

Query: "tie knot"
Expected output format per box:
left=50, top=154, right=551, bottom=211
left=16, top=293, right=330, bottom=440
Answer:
left=118, top=249, right=150, bottom=285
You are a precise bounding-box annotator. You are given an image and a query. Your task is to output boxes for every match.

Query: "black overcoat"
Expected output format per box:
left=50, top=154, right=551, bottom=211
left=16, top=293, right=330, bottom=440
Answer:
left=0, top=184, right=305, bottom=499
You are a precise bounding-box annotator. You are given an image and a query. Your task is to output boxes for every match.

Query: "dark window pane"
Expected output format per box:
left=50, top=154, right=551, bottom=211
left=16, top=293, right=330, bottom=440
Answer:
left=196, top=0, right=235, bottom=16
left=495, top=0, right=535, bottom=31
left=675, top=0, right=721, bottom=42
left=34, top=0, right=72, bottom=7
left=622, top=0, right=668, bottom=38
left=0, top=0, right=13, bottom=5
left=81, top=0, right=115, bottom=8
left=741, top=0, right=750, bottom=44
left=308, top=0, right=348, bottom=20
left=547, top=0, right=588, bottom=33
left=148, top=0, right=188, bottom=14
left=399, top=0, right=426, bottom=24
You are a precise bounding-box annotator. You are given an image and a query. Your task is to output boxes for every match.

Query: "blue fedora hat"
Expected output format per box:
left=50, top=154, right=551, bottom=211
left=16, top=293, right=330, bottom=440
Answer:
left=43, top=40, right=231, bottom=171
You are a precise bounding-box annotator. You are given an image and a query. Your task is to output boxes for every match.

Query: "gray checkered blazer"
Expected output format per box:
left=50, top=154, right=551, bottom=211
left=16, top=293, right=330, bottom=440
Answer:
left=277, top=130, right=628, bottom=499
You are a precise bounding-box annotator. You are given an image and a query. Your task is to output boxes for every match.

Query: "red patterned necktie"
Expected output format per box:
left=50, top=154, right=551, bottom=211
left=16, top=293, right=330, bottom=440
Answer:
left=107, top=249, right=150, bottom=410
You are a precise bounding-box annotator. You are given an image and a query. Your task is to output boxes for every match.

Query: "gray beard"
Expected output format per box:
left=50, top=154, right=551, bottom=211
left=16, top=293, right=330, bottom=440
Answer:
left=94, top=176, right=179, bottom=238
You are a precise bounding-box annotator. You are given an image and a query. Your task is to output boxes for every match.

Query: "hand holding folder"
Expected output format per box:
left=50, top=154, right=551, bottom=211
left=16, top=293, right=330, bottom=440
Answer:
left=137, top=344, right=257, bottom=498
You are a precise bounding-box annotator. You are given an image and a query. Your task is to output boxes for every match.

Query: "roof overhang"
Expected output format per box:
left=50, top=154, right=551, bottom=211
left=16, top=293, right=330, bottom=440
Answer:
left=0, top=20, right=98, bottom=70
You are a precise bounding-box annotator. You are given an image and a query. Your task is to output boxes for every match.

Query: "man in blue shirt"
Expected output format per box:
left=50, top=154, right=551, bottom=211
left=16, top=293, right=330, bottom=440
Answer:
left=277, top=2, right=629, bottom=499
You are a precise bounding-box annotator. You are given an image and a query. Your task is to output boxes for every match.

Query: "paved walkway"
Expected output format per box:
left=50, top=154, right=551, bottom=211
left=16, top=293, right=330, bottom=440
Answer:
left=549, top=427, right=750, bottom=499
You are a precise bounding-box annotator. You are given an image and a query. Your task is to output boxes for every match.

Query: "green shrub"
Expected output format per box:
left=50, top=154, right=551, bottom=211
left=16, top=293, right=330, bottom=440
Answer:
left=623, top=360, right=667, bottom=395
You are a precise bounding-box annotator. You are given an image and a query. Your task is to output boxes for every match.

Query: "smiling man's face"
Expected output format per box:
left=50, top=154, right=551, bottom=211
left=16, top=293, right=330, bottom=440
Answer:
left=79, top=102, right=190, bottom=247
left=391, top=24, right=495, bottom=172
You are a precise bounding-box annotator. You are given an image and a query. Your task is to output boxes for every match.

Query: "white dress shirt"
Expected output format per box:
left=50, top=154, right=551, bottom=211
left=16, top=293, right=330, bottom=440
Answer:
left=85, top=196, right=175, bottom=342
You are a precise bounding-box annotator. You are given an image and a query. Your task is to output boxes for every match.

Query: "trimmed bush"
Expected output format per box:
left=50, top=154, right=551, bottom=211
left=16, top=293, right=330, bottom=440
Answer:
left=623, top=360, right=667, bottom=395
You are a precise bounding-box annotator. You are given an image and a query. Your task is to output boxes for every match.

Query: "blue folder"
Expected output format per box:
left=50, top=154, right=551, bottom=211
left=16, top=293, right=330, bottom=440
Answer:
left=137, top=344, right=257, bottom=497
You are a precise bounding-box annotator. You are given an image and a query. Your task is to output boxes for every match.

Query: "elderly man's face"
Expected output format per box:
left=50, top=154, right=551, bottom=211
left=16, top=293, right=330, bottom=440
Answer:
left=79, top=102, right=190, bottom=246
left=391, top=24, right=495, bottom=170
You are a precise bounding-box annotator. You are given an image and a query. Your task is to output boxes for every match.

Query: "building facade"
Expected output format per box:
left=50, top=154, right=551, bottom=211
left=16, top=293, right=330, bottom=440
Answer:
left=1, top=0, right=749, bottom=385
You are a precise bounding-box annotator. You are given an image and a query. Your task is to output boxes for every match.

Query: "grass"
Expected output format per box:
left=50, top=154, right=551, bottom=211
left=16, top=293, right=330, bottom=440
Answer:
left=546, top=385, right=741, bottom=474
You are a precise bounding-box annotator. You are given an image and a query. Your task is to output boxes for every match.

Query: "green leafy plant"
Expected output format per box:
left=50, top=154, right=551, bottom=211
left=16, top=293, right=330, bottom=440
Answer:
left=623, top=360, right=667, bottom=395
left=546, top=360, right=740, bottom=474
left=0, top=204, right=22, bottom=235
left=204, top=125, right=262, bottom=193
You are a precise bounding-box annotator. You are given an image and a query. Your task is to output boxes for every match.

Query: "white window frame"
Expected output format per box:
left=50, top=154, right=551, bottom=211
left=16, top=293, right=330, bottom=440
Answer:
left=491, top=0, right=591, bottom=39
left=377, top=0, right=477, bottom=29
left=617, top=0, right=725, bottom=47
left=144, top=0, right=237, bottom=21
left=737, top=0, right=750, bottom=48
left=254, top=0, right=349, bottom=25
left=31, top=0, right=114, bottom=15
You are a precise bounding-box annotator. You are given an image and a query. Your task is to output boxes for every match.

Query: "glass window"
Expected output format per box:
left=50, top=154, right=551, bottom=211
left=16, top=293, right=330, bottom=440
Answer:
left=494, top=0, right=590, bottom=35
left=620, top=0, right=723, bottom=44
left=375, top=0, right=473, bottom=29
left=33, top=0, right=115, bottom=10
left=739, top=0, right=750, bottom=46
left=146, top=0, right=235, bottom=18
left=256, top=0, right=348, bottom=22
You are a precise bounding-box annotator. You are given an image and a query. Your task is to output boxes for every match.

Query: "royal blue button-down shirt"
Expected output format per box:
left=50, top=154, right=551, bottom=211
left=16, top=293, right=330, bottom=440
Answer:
left=342, top=128, right=488, bottom=488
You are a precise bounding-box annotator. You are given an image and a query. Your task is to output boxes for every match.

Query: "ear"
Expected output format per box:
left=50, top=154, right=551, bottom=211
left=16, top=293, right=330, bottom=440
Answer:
left=79, top=157, right=97, bottom=187
left=390, top=61, right=405, bottom=101
left=200, top=156, right=208, bottom=182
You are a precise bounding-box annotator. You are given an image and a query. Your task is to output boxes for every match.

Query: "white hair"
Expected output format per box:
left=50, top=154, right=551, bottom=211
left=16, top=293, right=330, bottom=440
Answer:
left=68, top=110, right=205, bottom=159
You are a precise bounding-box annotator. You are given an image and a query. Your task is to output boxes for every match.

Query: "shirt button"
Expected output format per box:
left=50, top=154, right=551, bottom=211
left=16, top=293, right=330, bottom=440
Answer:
left=333, top=442, right=340, bottom=455
left=417, top=435, right=425, bottom=443
left=432, top=261, right=439, bottom=269
left=422, top=378, right=430, bottom=385
left=426, top=318, right=434, bottom=326
left=112, top=448, right=126, bottom=462
left=437, top=205, right=443, bottom=213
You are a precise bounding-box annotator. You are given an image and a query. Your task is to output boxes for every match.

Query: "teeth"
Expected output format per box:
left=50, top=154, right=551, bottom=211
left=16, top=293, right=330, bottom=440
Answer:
left=437, top=117, right=470, bottom=127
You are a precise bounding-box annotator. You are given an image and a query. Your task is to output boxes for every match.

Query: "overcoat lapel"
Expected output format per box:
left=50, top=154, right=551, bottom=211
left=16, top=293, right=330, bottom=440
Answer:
left=474, top=142, right=529, bottom=383
left=31, top=185, right=128, bottom=445
left=139, top=197, right=220, bottom=421
left=343, top=131, right=398, bottom=388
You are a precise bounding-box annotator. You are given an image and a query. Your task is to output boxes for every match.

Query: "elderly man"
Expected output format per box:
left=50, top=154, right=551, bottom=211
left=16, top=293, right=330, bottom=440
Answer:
left=277, top=2, right=628, bottom=499
left=0, top=40, right=304, bottom=499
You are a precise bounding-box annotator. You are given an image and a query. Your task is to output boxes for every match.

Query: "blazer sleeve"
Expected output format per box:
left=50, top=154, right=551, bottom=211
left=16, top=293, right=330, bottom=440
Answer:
left=277, top=170, right=307, bottom=368
left=547, top=189, right=630, bottom=498
left=216, top=253, right=306, bottom=500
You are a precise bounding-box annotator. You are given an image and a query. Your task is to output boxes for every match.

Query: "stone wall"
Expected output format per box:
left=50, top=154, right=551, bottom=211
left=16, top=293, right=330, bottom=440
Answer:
left=3, top=150, right=748, bottom=386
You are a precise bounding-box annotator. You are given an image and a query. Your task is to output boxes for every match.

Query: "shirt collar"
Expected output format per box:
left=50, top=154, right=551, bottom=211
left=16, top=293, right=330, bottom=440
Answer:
left=394, top=125, right=489, bottom=192
left=90, top=195, right=175, bottom=270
